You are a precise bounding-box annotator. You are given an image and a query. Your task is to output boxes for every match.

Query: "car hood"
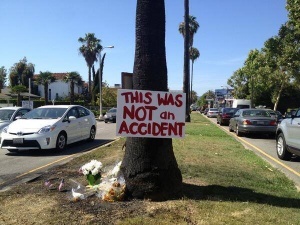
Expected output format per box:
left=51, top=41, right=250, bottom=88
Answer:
left=0, top=121, right=10, bottom=129
left=7, top=119, right=60, bottom=133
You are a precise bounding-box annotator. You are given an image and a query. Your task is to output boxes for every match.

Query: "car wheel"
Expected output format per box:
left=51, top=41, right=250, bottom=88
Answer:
left=87, top=126, right=96, bottom=142
left=229, top=124, right=233, bottom=132
left=56, top=132, right=67, bottom=151
left=276, top=133, right=292, bottom=160
left=104, top=120, right=108, bottom=123
left=219, top=119, right=224, bottom=126
left=236, top=125, right=243, bottom=137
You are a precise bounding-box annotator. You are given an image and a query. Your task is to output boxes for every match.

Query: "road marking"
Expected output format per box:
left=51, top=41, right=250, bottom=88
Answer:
left=218, top=124, right=300, bottom=178
left=0, top=138, right=121, bottom=187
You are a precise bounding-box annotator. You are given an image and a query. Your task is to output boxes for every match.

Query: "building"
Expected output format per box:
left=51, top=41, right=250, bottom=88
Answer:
left=33, top=73, right=84, bottom=100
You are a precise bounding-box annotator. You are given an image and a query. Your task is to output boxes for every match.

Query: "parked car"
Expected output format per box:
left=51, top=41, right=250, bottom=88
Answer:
left=203, top=108, right=209, bottom=115
left=0, top=105, right=97, bottom=153
left=283, top=110, right=296, bottom=119
left=206, top=108, right=218, bottom=118
left=104, top=107, right=117, bottom=123
left=0, top=107, right=31, bottom=135
left=276, top=108, right=300, bottom=160
left=264, top=109, right=283, bottom=122
left=217, top=107, right=239, bottom=125
left=228, top=109, right=277, bottom=137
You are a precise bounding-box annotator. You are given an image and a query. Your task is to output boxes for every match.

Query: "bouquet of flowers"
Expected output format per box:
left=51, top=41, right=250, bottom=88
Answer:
left=79, top=160, right=103, bottom=186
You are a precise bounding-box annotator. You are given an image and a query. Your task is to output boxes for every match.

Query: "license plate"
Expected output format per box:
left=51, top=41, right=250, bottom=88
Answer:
left=13, top=138, right=24, bottom=144
left=257, top=121, right=265, bottom=125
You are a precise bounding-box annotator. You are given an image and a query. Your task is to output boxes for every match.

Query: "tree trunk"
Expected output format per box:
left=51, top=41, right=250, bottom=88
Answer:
left=183, top=0, right=190, bottom=122
left=70, top=81, right=74, bottom=105
left=273, top=82, right=285, bottom=111
left=44, top=83, right=48, bottom=105
left=121, top=0, right=182, bottom=201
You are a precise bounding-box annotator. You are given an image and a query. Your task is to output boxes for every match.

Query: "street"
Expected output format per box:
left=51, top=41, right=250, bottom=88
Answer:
left=1, top=117, right=300, bottom=191
left=207, top=116, right=300, bottom=190
left=0, top=121, right=118, bottom=191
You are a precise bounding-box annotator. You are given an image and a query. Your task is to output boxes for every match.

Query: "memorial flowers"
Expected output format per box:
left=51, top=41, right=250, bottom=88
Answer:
left=79, top=160, right=103, bottom=186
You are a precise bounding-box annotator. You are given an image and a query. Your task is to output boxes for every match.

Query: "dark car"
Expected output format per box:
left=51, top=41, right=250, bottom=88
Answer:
left=217, top=107, right=239, bottom=125
left=104, top=108, right=117, bottom=123
left=228, top=109, right=277, bottom=137
left=203, top=108, right=209, bottom=115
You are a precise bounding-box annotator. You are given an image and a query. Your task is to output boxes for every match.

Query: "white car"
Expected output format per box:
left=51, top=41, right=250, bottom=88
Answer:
left=0, top=107, right=31, bottom=134
left=276, top=108, right=300, bottom=160
left=0, top=105, right=97, bottom=153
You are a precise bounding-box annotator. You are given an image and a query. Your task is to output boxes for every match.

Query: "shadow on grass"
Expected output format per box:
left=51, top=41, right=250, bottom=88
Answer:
left=182, top=182, right=300, bottom=209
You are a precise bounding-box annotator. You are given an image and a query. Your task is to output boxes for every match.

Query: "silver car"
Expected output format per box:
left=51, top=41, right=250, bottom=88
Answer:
left=229, top=109, right=277, bottom=137
left=0, top=107, right=31, bottom=134
left=206, top=108, right=219, bottom=118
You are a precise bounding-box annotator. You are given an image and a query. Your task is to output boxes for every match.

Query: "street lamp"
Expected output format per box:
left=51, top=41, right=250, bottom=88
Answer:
left=99, top=45, right=114, bottom=119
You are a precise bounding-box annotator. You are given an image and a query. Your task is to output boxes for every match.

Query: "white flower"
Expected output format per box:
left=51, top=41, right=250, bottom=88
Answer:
left=80, top=160, right=103, bottom=175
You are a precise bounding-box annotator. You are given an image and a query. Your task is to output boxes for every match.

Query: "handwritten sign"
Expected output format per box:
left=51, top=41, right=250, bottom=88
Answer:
left=116, top=89, right=186, bottom=138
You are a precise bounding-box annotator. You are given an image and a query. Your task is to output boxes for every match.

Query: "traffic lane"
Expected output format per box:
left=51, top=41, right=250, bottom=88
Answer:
left=212, top=117, right=300, bottom=189
left=0, top=121, right=118, bottom=188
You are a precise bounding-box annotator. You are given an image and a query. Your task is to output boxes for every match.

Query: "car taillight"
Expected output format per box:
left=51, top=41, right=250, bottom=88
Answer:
left=243, top=120, right=252, bottom=125
left=270, top=120, right=277, bottom=126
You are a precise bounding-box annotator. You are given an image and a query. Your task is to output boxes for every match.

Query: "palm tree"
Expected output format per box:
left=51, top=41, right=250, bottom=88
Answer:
left=121, top=0, right=182, bottom=201
left=35, top=71, right=56, bottom=105
left=78, top=33, right=102, bottom=96
left=178, top=15, right=200, bottom=48
left=63, top=72, right=82, bottom=104
left=189, top=47, right=200, bottom=103
left=179, top=13, right=199, bottom=121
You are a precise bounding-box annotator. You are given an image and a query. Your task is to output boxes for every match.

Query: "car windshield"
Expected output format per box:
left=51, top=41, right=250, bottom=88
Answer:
left=242, top=110, right=270, bottom=117
left=22, top=108, right=67, bottom=119
left=0, top=109, right=15, bottom=121
left=223, top=108, right=238, bottom=113
left=108, top=108, right=117, bottom=113
left=209, top=108, right=218, bottom=111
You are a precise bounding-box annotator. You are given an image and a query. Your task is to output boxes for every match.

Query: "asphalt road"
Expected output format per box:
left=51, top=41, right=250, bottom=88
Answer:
left=0, top=121, right=118, bottom=191
left=207, top=116, right=300, bottom=190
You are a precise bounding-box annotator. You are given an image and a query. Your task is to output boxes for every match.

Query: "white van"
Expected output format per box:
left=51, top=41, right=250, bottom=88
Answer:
left=232, top=99, right=251, bottom=109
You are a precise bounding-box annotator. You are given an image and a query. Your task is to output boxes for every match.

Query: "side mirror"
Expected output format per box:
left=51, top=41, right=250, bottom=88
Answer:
left=68, top=116, right=76, bottom=121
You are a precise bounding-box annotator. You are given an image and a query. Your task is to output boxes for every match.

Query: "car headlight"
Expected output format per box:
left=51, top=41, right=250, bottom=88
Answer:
left=38, top=125, right=56, bottom=134
left=2, top=126, right=8, bottom=134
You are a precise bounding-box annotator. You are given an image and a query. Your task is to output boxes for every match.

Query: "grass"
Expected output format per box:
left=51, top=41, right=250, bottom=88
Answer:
left=0, top=112, right=299, bottom=225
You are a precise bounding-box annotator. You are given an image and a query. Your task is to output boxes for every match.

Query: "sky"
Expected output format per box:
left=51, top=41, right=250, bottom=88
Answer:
left=0, top=0, right=288, bottom=97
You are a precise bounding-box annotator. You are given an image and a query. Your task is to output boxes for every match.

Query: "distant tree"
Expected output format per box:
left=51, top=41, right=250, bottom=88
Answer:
left=9, top=57, right=35, bottom=87
left=35, top=71, right=56, bottom=105
left=96, top=82, right=117, bottom=107
left=121, top=0, right=182, bottom=200
left=63, top=72, right=82, bottom=104
left=93, top=53, right=106, bottom=105
left=10, top=85, right=27, bottom=106
left=0, top=66, right=7, bottom=91
left=78, top=33, right=102, bottom=96
left=189, top=47, right=200, bottom=103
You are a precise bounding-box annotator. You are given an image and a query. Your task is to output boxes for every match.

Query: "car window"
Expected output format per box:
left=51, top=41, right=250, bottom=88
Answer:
left=0, top=109, right=15, bottom=120
left=108, top=108, right=117, bottom=113
left=296, top=110, right=300, bottom=117
left=14, top=109, right=31, bottom=119
left=23, top=108, right=67, bottom=119
left=78, top=107, right=90, bottom=117
left=68, top=108, right=79, bottom=118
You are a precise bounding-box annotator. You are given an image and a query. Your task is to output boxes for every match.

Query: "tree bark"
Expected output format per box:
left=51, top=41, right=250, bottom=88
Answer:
left=183, top=0, right=190, bottom=122
left=121, top=0, right=182, bottom=201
